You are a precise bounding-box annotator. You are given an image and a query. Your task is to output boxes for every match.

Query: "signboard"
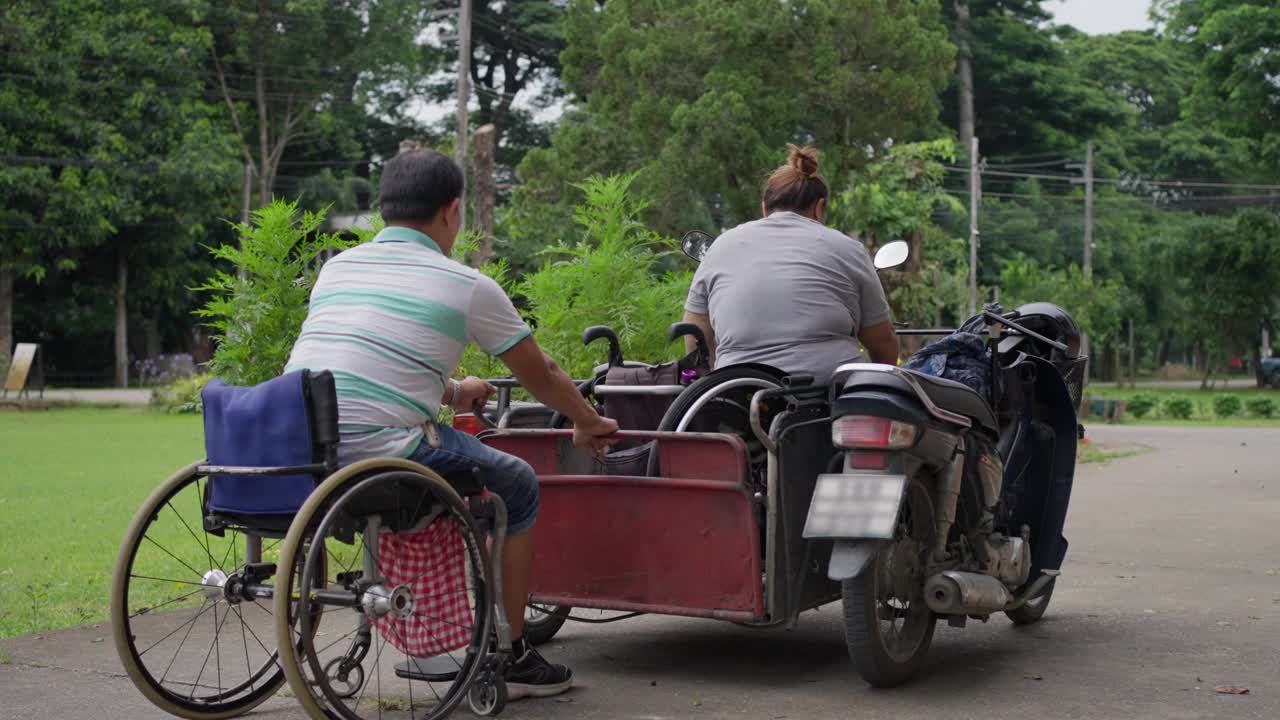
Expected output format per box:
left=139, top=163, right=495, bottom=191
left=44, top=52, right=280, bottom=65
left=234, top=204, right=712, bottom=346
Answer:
left=3, top=343, right=43, bottom=398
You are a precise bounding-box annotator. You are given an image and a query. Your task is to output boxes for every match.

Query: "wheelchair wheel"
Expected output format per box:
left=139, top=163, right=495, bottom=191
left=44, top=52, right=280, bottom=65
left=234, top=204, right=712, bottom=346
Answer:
left=275, top=459, right=494, bottom=720
left=111, top=461, right=299, bottom=719
left=657, top=366, right=784, bottom=478
left=523, top=603, right=570, bottom=646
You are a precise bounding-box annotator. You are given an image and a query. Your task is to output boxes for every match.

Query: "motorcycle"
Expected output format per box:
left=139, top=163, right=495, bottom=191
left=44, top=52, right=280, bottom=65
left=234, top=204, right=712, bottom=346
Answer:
left=679, top=228, right=1085, bottom=686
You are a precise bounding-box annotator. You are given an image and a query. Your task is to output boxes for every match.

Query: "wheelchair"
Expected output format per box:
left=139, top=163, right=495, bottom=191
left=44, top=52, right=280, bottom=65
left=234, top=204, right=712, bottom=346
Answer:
left=110, top=369, right=512, bottom=720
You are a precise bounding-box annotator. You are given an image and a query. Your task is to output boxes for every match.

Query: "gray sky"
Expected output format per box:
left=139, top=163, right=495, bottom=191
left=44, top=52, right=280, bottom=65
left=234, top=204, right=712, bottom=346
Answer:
left=1049, top=0, right=1155, bottom=35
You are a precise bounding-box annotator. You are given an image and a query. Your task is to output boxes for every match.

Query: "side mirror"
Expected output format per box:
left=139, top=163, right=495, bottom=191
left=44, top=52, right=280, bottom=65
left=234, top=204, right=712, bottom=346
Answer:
left=681, top=230, right=715, bottom=263
left=873, top=240, right=909, bottom=270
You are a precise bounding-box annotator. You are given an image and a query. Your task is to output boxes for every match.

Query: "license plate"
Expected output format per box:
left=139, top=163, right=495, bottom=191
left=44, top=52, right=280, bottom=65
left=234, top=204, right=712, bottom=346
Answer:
left=802, top=473, right=907, bottom=540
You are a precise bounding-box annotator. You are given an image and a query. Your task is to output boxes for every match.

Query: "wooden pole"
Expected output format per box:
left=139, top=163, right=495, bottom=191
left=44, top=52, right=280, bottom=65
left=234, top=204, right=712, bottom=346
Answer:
left=454, top=0, right=473, bottom=237
left=472, top=124, right=497, bottom=266
left=968, top=136, right=980, bottom=317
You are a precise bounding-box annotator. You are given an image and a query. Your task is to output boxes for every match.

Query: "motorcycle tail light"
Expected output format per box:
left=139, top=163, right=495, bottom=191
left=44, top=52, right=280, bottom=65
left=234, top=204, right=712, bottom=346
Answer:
left=452, top=413, right=485, bottom=436
left=832, top=415, right=918, bottom=450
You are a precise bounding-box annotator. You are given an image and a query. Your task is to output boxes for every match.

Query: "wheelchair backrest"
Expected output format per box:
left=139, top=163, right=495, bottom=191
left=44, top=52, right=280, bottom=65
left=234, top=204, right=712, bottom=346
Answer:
left=201, top=369, right=338, bottom=514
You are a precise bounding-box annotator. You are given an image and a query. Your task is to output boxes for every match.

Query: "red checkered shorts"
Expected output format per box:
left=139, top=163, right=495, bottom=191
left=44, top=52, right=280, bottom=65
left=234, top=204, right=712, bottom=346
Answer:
left=373, top=517, right=475, bottom=657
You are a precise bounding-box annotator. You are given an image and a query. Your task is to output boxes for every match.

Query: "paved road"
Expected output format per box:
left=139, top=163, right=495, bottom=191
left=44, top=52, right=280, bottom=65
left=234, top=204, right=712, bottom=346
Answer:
left=2, top=425, right=1277, bottom=720
left=3, top=388, right=153, bottom=405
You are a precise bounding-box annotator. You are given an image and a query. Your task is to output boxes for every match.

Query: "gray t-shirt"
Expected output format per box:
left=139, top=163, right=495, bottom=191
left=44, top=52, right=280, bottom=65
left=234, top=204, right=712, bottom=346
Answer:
left=684, top=211, right=891, bottom=383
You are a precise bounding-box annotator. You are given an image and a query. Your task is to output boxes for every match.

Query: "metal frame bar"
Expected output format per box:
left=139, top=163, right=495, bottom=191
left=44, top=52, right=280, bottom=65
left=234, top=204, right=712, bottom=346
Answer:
left=198, top=463, right=329, bottom=476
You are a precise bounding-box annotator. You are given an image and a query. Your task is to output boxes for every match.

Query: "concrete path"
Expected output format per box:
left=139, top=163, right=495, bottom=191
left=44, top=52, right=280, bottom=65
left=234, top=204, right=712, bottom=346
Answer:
left=2, top=388, right=153, bottom=406
left=2, top=425, right=1277, bottom=720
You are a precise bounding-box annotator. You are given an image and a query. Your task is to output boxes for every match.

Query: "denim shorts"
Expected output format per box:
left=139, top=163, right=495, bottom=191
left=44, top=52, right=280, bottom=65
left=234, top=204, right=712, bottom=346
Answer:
left=406, top=424, right=539, bottom=534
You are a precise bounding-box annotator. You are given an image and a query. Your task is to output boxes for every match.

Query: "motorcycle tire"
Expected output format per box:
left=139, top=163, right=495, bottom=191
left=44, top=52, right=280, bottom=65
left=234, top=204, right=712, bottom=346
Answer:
left=842, top=477, right=937, bottom=688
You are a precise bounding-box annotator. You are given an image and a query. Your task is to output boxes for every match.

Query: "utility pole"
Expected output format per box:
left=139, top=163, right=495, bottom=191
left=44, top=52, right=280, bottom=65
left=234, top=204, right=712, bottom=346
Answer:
left=1083, top=141, right=1094, bottom=280
left=967, top=136, right=980, bottom=317
left=473, top=124, right=497, bottom=266
left=454, top=0, right=473, bottom=237
left=1069, top=142, right=1096, bottom=383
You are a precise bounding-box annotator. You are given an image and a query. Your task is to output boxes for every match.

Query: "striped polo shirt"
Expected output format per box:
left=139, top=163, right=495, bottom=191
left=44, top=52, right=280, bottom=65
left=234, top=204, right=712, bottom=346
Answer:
left=285, top=226, right=531, bottom=462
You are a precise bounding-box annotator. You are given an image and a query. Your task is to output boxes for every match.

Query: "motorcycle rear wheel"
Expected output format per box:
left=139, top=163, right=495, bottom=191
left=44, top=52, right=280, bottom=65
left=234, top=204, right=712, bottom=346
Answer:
left=841, top=477, right=936, bottom=688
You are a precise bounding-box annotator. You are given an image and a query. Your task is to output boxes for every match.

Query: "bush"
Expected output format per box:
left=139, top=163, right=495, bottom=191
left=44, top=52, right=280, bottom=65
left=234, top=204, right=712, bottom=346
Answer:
left=151, top=373, right=212, bottom=414
left=194, top=200, right=356, bottom=387
left=459, top=173, right=692, bottom=380
left=1246, top=397, right=1275, bottom=418
left=1163, top=397, right=1194, bottom=420
left=1127, top=393, right=1158, bottom=418
left=1213, top=395, right=1242, bottom=418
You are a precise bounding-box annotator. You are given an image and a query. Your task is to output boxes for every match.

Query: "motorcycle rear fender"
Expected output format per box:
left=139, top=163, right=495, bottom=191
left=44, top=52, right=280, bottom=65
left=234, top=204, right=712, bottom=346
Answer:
left=828, top=540, right=882, bottom=581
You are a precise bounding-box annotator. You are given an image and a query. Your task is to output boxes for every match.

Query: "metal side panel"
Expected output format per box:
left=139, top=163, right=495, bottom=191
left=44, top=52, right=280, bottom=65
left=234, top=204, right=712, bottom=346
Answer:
left=483, top=430, right=764, bottom=621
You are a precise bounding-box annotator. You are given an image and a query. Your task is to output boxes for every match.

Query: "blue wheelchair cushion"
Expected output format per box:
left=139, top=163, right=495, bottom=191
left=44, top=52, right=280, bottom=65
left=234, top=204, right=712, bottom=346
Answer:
left=202, top=370, right=319, bottom=514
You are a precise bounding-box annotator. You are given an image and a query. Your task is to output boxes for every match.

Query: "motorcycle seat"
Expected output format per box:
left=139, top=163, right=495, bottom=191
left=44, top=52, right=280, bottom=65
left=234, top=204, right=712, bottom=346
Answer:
left=838, top=367, right=998, bottom=433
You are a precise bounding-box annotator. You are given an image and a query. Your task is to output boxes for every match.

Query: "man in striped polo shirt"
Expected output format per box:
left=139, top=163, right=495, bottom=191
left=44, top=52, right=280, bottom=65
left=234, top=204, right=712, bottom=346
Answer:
left=287, top=148, right=618, bottom=699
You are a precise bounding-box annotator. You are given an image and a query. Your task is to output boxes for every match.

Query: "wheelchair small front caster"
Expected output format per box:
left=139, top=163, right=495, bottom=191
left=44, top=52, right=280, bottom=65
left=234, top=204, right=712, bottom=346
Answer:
left=322, top=657, right=364, bottom=700
left=467, top=669, right=507, bottom=716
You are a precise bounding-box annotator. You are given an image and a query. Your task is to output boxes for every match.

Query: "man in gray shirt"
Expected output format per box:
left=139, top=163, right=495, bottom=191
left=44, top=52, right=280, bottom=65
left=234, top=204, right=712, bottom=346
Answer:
left=682, top=145, right=899, bottom=382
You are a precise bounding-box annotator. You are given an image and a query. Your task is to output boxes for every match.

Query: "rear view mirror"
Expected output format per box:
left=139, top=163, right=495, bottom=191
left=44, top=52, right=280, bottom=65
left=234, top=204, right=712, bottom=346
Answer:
left=874, top=240, right=909, bottom=270
left=681, top=230, right=715, bottom=263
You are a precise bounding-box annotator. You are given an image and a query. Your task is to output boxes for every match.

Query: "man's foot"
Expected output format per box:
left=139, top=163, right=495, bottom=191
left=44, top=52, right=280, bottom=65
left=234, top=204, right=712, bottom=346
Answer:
left=504, top=645, right=573, bottom=700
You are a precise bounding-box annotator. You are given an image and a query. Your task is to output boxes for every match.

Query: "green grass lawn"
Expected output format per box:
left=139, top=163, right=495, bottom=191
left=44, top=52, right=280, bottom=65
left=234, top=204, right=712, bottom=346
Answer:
left=0, top=408, right=204, bottom=638
left=1084, top=385, right=1280, bottom=426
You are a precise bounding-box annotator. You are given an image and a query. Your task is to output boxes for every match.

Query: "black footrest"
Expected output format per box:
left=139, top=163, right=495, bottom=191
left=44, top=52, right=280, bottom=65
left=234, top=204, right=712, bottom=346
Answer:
left=394, top=656, right=460, bottom=682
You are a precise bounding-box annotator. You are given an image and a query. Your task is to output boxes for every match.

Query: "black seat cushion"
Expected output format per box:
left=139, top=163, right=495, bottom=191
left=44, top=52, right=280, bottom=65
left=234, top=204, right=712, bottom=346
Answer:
left=839, top=367, right=998, bottom=432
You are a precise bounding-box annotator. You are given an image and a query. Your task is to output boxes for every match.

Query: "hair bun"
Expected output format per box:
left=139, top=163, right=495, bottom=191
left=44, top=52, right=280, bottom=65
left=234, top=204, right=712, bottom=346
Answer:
left=786, top=143, right=821, bottom=178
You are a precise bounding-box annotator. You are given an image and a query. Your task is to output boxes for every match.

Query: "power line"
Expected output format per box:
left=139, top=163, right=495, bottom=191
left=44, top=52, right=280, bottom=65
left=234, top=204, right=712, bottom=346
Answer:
left=945, top=164, right=1280, bottom=192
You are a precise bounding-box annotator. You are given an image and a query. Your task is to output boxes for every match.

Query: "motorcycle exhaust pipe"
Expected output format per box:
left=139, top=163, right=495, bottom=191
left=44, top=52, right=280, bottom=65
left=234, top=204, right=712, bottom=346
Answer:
left=924, top=570, right=1012, bottom=615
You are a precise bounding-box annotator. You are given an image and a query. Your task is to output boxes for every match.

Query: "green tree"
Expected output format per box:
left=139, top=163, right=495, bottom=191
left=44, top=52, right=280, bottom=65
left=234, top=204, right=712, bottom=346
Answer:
left=0, top=0, right=239, bottom=384
left=1170, top=209, right=1280, bottom=387
left=204, top=0, right=436, bottom=218
left=1160, top=0, right=1280, bottom=172
left=827, top=139, right=969, bottom=328
left=511, top=0, right=955, bottom=246
left=943, top=1, right=1124, bottom=159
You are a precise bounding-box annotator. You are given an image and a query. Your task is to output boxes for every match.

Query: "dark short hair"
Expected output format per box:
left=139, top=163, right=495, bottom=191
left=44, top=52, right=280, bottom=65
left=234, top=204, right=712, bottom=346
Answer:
left=378, top=149, right=463, bottom=222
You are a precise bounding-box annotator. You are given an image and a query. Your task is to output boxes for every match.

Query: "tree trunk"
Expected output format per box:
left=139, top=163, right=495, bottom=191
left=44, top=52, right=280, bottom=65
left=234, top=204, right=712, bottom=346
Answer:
left=115, top=246, right=129, bottom=388
left=472, top=124, right=498, bottom=265
left=255, top=0, right=273, bottom=208
left=954, top=1, right=975, bottom=157
left=145, top=317, right=162, bottom=361
left=1128, top=319, right=1136, bottom=389
left=0, top=258, right=14, bottom=372
left=1252, top=333, right=1266, bottom=388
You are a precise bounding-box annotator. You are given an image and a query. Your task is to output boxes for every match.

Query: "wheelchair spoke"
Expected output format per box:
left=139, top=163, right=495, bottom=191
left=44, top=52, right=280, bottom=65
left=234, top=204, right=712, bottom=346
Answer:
left=129, top=574, right=207, bottom=588
left=230, top=603, right=258, bottom=692
left=142, top=535, right=205, bottom=580
left=189, top=599, right=234, bottom=700
left=143, top=599, right=213, bottom=658
left=157, top=599, right=210, bottom=682
left=167, top=488, right=215, bottom=572
left=130, top=588, right=205, bottom=619
left=411, top=615, right=466, bottom=674
left=313, top=625, right=362, bottom=658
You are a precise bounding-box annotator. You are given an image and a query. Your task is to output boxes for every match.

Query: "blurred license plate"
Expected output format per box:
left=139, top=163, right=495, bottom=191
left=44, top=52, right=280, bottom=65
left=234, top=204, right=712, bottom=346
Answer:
left=802, top=473, right=906, bottom=539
